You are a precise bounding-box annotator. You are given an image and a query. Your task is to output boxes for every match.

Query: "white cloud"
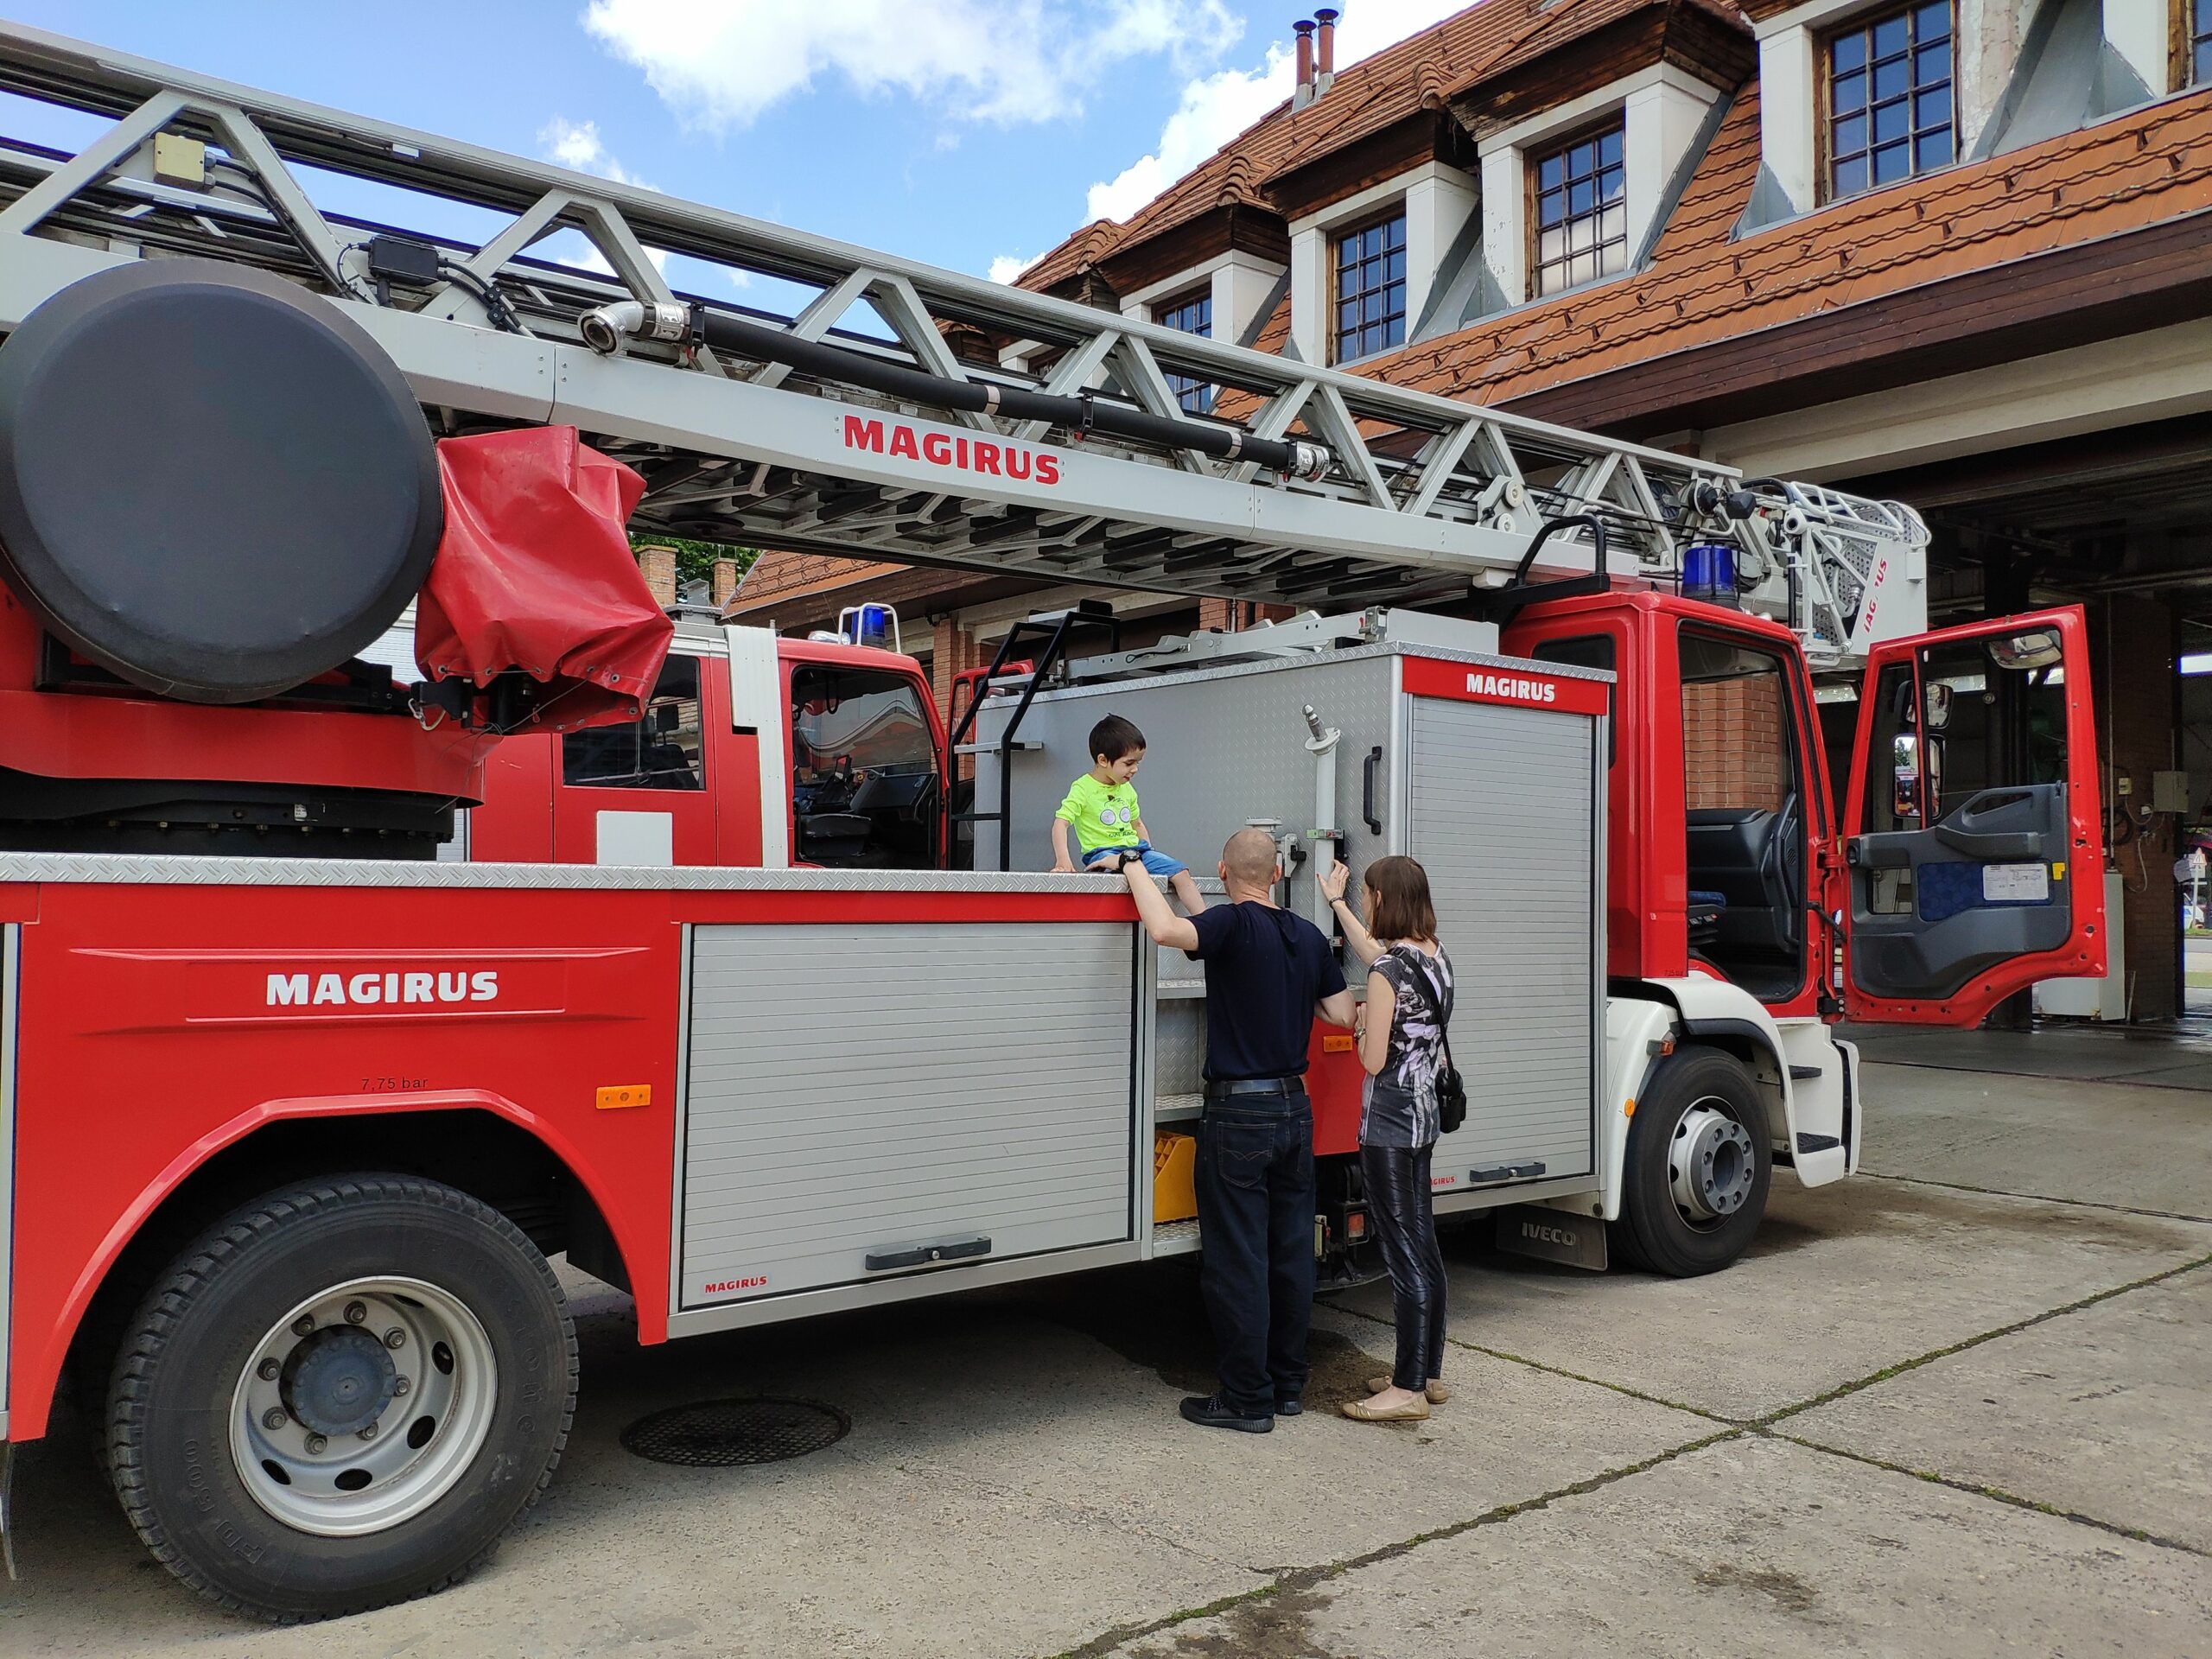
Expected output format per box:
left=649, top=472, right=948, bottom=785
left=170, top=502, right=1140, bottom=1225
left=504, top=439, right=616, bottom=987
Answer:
left=988, top=251, right=1039, bottom=285
left=537, top=117, right=655, bottom=190
left=580, top=0, right=1243, bottom=129
left=536, top=118, right=670, bottom=280
left=1085, top=0, right=1468, bottom=225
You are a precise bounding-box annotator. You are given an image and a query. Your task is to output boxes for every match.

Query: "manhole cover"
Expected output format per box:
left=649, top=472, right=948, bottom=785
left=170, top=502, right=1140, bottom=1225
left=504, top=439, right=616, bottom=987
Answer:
left=620, top=1395, right=851, bottom=1467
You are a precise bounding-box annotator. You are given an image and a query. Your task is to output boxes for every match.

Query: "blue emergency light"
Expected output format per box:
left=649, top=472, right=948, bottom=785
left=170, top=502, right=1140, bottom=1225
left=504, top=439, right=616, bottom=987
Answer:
left=1681, top=543, right=1742, bottom=608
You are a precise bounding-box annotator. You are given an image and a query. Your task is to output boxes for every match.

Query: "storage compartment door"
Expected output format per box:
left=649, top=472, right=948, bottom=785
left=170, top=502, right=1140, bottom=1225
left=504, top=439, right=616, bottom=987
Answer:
left=1407, top=696, right=1598, bottom=1188
left=681, top=920, right=1136, bottom=1306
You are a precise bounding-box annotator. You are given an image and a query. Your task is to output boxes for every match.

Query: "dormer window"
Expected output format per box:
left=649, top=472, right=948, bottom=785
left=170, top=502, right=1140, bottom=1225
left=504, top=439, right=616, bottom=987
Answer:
left=1531, top=122, right=1628, bottom=298
left=1826, top=1, right=1955, bottom=200
left=2194, top=0, right=2212, bottom=83
left=1333, top=213, right=1408, bottom=362
left=1157, top=288, right=1216, bottom=414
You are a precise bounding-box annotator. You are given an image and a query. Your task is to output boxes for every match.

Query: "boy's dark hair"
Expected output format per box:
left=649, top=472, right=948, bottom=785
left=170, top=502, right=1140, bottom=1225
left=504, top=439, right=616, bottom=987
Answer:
left=1089, top=714, right=1146, bottom=763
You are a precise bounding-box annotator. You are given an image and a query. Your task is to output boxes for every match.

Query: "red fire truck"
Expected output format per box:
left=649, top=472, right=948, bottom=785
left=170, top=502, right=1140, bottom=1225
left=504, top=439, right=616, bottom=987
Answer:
left=0, top=24, right=2104, bottom=1624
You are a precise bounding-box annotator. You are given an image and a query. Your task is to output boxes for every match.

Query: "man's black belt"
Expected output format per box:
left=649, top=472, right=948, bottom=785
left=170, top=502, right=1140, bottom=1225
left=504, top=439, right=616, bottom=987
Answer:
left=1204, top=1077, right=1305, bottom=1099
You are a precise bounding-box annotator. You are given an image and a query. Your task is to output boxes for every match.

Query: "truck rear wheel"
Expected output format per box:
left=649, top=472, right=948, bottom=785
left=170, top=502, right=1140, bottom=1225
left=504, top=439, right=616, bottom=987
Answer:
left=105, top=1175, right=577, bottom=1622
left=1614, top=1047, right=1770, bottom=1278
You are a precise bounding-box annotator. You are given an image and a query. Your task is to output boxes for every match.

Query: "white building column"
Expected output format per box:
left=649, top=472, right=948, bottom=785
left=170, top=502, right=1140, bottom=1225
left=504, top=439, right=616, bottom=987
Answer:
left=1478, top=147, right=1523, bottom=308
left=1288, top=225, right=1330, bottom=363
left=1403, top=168, right=1480, bottom=327
left=1623, top=73, right=1720, bottom=255
left=1210, top=252, right=1287, bottom=349
left=1755, top=20, right=1821, bottom=217
left=2101, top=0, right=2172, bottom=97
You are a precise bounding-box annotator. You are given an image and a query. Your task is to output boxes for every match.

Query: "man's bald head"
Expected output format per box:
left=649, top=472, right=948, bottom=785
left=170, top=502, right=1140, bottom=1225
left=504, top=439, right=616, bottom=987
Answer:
left=1220, top=828, right=1280, bottom=891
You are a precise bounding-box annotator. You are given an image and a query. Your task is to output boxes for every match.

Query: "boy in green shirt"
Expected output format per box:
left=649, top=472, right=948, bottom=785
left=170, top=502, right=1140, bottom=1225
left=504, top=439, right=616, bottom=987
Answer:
left=1052, top=714, right=1206, bottom=915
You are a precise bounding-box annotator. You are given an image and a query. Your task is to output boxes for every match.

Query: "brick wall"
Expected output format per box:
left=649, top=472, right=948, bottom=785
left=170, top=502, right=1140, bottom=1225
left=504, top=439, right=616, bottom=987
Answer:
left=932, top=617, right=988, bottom=780
left=1682, top=673, right=1787, bottom=811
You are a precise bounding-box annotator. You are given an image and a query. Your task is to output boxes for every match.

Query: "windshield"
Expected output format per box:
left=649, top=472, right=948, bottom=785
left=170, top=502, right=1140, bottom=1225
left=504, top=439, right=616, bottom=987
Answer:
left=791, top=667, right=934, bottom=780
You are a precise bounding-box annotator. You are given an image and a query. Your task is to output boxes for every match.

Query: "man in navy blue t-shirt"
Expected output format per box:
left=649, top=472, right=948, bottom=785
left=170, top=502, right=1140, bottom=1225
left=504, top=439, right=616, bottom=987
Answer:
left=1122, top=828, right=1354, bottom=1431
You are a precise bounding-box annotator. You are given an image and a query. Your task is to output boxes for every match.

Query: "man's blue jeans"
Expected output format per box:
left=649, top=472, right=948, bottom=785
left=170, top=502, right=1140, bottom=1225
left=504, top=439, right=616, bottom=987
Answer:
left=1193, top=1088, right=1315, bottom=1416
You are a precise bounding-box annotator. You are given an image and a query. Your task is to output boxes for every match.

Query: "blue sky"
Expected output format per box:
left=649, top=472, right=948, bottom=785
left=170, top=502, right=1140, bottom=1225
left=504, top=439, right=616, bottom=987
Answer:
left=1, top=2, right=1463, bottom=302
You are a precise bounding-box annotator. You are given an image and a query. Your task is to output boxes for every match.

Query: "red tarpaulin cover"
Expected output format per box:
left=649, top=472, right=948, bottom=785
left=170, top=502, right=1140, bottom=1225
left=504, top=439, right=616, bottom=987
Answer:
left=415, top=427, right=671, bottom=731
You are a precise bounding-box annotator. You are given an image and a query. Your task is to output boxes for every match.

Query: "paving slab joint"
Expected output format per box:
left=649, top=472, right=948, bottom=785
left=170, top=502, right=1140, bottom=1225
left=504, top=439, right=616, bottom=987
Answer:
left=1861, top=1170, right=2212, bottom=1227
left=1330, top=1301, right=1740, bottom=1424
left=1046, top=1427, right=1743, bottom=1659
left=1768, top=1429, right=2212, bottom=1560
left=1757, top=1249, right=2212, bottom=1431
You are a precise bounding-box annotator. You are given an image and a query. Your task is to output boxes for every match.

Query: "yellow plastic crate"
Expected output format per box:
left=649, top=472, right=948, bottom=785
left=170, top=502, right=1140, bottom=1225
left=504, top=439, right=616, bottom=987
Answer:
left=1153, top=1130, right=1198, bottom=1223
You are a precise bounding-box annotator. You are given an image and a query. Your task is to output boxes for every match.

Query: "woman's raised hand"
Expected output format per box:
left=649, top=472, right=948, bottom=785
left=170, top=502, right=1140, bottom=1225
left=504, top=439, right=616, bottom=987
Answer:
left=1319, top=860, right=1351, bottom=904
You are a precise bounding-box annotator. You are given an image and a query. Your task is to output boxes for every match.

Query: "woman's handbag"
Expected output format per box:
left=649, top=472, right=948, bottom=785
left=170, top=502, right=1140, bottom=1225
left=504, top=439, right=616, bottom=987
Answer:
left=1404, top=949, right=1467, bottom=1136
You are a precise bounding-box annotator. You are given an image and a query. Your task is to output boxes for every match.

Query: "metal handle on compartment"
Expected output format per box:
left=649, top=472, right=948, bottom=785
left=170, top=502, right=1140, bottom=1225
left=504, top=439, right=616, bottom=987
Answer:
left=1362, top=746, right=1382, bottom=836
left=864, top=1234, right=992, bottom=1272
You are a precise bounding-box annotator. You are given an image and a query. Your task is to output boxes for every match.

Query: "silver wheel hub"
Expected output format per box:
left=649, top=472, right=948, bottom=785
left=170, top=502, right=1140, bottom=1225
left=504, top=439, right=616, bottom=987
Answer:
left=229, top=1276, right=498, bottom=1537
left=1669, top=1101, right=1755, bottom=1225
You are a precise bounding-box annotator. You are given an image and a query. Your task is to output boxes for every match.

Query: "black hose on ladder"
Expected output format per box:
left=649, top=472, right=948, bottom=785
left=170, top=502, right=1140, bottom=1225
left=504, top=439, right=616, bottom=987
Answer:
left=579, top=300, right=1332, bottom=480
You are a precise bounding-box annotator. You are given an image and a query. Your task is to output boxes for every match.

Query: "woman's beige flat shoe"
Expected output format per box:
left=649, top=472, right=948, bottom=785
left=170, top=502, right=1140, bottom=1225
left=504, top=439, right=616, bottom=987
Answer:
left=1340, top=1395, right=1430, bottom=1421
left=1367, top=1376, right=1452, bottom=1404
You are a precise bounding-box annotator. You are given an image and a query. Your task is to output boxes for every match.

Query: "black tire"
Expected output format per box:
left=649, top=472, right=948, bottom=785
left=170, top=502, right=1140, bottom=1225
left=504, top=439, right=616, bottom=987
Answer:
left=1616, top=1046, right=1771, bottom=1277
left=106, top=1175, right=576, bottom=1623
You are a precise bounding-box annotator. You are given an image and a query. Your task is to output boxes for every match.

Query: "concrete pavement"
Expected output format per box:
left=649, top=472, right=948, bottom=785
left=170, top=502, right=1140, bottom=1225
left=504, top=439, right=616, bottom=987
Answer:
left=3, top=1042, right=2208, bottom=1657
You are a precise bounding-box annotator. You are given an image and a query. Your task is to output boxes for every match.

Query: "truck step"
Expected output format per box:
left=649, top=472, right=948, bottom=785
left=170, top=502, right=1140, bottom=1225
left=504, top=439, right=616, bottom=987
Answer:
left=952, top=740, right=1044, bottom=755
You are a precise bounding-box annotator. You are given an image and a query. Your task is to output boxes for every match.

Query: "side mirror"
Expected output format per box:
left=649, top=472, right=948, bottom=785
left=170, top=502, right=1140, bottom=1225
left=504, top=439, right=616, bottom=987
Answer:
left=1922, top=680, right=1953, bottom=731
left=1987, top=626, right=2063, bottom=671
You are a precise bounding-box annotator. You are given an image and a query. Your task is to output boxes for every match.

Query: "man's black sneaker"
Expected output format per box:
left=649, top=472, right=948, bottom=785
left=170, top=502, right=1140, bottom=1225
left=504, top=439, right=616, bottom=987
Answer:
left=1274, top=1396, right=1304, bottom=1417
left=1179, top=1393, right=1273, bottom=1433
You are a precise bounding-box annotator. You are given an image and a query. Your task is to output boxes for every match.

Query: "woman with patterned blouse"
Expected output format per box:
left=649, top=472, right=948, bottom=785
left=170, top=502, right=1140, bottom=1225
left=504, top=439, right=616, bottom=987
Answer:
left=1320, top=855, right=1456, bottom=1422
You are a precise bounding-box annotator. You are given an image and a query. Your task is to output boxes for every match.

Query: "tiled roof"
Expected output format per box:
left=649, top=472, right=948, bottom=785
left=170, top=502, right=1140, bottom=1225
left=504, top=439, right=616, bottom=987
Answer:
left=1380, top=83, right=2212, bottom=406
left=1020, top=0, right=1742, bottom=284
left=726, top=551, right=904, bottom=617
left=1014, top=219, right=1118, bottom=295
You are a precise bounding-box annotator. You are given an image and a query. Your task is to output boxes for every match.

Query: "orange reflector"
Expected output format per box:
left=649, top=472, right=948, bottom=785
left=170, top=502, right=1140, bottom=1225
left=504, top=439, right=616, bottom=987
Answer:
left=1321, top=1033, right=1354, bottom=1052
left=596, top=1084, right=652, bottom=1110
left=1624, top=1097, right=1637, bottom=1117
left=1347, top=1213, right=1367, bottom=1240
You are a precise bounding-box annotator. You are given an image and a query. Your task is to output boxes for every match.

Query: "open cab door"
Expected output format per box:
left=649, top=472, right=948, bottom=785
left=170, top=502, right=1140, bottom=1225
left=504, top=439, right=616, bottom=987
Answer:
left=1839, top=607, right=2104, bottom=1024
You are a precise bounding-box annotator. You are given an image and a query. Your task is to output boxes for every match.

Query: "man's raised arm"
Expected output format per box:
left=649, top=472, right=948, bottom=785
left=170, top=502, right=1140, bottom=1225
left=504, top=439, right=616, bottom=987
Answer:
left=1123, top=862, right=1201, bottom=954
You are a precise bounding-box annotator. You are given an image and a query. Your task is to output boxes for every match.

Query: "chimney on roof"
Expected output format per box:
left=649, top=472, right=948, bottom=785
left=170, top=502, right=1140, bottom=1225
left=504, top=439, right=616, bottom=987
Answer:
left=1294, top=19, right=1316, bottom=110
left=1314, top=8, right=1338, bottom=93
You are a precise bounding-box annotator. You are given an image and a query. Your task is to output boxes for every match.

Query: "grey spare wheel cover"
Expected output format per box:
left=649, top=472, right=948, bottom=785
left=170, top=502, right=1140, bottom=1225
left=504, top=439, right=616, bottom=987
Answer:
left=0, top=258, right=441, bottom=702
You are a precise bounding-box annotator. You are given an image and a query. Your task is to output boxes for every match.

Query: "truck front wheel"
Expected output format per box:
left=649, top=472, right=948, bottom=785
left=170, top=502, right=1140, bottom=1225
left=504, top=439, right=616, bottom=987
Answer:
left=105, top=1174, right=577, bottom=1622
left=1614, top=1048, right=1771, bottom=1277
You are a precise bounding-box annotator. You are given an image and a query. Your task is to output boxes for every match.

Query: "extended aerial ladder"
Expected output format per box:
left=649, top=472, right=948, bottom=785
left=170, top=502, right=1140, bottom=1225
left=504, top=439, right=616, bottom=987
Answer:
left=0, top=19, right=1923, bottom=666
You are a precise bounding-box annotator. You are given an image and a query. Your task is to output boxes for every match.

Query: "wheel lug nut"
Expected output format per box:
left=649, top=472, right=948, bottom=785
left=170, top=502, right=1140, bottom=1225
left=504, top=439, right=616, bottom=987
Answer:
left=257, top=1359, right=281, bottom=1381
left=293, top=1315, right=315, bottom=1336
left=262, top=1408, right=288, bottom=1429
left=393, top=1376, right=412, bottom=1396
left=344, top=1300, right=367, bottom=1325
left=358, top=1422, right=378, bottom=1440
left=383, top=1327, right=406, bottom=1349
left=304, top=1433, right=327, bottom=1454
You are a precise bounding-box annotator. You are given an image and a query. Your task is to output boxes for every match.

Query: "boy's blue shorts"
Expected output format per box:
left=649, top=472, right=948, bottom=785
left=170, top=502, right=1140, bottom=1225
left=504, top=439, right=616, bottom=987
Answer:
left=1081, top=842, right=1188, bottom=879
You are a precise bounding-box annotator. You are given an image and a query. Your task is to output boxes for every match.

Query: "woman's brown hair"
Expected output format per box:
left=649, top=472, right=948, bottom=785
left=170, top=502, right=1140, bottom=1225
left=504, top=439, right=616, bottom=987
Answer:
left=1363, top=855, right=1439, bottom=944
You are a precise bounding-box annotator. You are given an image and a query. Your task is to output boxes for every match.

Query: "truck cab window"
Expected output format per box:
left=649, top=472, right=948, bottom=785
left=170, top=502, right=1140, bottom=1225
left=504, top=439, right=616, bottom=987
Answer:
left=1532, top=633, right=1616, bottom=763
left=1680, top=632, right=1806, bottom=999
left=790, top=666, right=939, bottom=868
left=561, top=656, right=704, bottom=791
